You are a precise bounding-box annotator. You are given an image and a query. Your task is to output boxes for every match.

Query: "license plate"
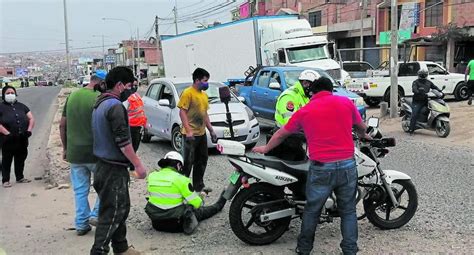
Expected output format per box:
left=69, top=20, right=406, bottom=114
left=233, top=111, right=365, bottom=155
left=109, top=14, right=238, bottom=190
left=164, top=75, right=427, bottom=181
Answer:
left=229, top=171, right=240, bottom=184
left=223, top=128, right=232, bottom=138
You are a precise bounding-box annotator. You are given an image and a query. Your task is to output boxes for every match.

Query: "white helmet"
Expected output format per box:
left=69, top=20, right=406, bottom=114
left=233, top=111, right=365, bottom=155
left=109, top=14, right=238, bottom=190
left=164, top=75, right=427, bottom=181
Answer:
left=158, top=151, right=184, bottom=167
left=299, top=70, right=321, bottom=82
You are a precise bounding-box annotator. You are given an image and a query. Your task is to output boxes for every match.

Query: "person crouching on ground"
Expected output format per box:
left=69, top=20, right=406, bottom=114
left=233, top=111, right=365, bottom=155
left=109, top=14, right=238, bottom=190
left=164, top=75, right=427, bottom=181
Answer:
left=145, top=151, right=226, bottom=235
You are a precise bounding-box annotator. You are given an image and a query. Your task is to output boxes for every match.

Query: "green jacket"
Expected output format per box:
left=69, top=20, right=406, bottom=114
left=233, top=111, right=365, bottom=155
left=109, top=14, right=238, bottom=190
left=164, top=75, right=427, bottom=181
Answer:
left=147, top=167, right=203, bottom=211
left=274, top=81, right=309, bottom=127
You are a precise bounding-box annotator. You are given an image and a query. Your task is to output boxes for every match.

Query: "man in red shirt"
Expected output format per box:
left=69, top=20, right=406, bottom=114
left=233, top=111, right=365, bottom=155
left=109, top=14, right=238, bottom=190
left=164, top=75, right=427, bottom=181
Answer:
left=253, top=77, right=370, bottom=255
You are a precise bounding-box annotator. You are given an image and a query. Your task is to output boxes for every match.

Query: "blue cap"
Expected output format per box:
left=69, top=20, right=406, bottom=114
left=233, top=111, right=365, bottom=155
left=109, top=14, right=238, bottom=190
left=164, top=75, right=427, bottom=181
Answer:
left=95, top=70, right=107, bottom=80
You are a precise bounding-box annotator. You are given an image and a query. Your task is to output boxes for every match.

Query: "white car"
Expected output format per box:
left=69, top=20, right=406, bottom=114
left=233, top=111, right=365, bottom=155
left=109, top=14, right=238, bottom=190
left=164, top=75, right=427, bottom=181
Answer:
left=142, top=78, right=260, bottom=151
left=346, top=61, right=469, bottom=106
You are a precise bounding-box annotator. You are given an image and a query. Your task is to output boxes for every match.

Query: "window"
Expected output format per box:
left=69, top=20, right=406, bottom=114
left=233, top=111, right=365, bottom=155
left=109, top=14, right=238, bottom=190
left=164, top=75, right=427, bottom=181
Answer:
left=308, top=11, right=322, bottom=27
left=158, top=85, right=174, bottom=104
left=269, top=72, right=281, bottom=86
left=427, top=64, right=446, bottom=75
left=146, top=83, right=161, bottom=100
left=256, top=71, right=271, bottom=87
left=398, top=63, right=420, bottom=76
left=425, top=0, right=443, bottom=27
left=286, top=45, right=328, bottom=64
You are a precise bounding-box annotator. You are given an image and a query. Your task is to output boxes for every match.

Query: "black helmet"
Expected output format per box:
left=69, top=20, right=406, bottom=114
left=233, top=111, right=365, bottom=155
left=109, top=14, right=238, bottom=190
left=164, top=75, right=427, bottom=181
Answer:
left=418, top=68, right=428, bottom=79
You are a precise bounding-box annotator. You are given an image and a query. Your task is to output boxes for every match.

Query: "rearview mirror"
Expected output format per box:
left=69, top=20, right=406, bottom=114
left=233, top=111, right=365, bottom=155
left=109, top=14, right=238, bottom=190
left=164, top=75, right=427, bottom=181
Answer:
left=158, top=99, right=170, bottom=107
left=442, top=85, right=446, bottom=90
left=269, top=82, right=281, bottom=90
left=368, top=117, right=379, bottom=128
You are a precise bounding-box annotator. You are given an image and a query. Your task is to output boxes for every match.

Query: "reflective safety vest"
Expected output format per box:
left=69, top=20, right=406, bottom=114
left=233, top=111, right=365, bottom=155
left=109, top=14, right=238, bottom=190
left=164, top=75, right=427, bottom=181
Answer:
left=127, top=93, right=147, bottom=127
left=274, top=81, right=309, bottom=127
left=147, top=167, right=203, bottom=210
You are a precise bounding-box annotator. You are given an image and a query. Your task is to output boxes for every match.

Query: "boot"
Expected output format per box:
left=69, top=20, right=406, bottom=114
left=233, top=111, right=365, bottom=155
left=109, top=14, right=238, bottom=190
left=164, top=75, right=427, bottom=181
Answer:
left=183, top=208, right=199, bottom=235
left=468, top=97, right=472, bottom=105
left=194, top=190, right=227, bottom=221
left=114, top=246, right=141, bottom=255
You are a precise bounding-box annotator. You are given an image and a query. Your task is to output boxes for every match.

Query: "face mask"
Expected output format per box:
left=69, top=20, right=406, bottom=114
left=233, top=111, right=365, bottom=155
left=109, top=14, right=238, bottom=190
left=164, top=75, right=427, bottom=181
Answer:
left=198, top=82, right=209, bottom=91
left=120, top=89, right=133, bottom=102
left=5, top=94, right=16, bottom=103
left=131, top=85, right=138, bottom=93
left=94, top=82, right=106, bottom=93
left=303, top=86, right=312, bottom=98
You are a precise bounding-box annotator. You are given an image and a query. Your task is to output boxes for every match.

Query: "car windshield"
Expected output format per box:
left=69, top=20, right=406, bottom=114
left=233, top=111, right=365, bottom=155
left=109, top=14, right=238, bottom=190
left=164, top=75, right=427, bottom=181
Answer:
left=175, top=82, right=239, bottom=103
left=286, top=44, right=328, bottom=64
left=283, top=70, right=340, bottom=88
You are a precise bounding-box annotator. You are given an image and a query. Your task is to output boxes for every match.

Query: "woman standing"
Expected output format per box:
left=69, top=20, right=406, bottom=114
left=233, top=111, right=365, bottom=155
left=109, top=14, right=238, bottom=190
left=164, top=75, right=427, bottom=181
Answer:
left=0, top=85, right=35, bottom=188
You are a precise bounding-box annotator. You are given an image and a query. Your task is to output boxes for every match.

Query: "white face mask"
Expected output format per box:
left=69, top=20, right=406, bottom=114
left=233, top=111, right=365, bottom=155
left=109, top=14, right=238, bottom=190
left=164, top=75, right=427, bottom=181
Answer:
left=5, top=94, right=16, bottom=103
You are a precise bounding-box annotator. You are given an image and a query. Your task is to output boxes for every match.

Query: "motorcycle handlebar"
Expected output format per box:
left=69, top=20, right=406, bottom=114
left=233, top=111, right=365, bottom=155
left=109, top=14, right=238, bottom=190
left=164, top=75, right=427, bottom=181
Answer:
left=360, top=137, right=396, bottom=148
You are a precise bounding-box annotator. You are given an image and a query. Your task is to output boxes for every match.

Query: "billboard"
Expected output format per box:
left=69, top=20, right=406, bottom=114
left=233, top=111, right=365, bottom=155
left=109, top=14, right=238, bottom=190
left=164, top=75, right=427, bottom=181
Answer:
left=15, top=67, right=28, bottom=77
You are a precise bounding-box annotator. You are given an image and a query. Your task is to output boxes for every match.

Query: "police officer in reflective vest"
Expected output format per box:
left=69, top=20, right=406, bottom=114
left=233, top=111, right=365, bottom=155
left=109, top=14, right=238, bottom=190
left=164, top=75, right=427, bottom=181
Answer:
left=267, top=70, right=321, bottom=161
left=122, top=79, right=147, bottom=170
left=145, top=151, right=226, bottom=234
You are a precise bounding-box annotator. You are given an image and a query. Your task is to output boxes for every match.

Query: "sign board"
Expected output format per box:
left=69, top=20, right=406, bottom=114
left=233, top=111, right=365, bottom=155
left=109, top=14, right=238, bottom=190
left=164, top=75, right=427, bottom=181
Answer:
left=379, top=30, right=412, bottom=45
left=15, top=67, right=28, bottom=77
left=105, top=55, right=116, bottom=64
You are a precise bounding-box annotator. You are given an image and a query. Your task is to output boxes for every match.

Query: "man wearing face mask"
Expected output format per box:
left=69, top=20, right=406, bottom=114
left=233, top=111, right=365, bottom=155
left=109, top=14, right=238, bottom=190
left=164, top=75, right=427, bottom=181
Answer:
left=91, top=66, right=146, bottom=255
left=145, top=151, right=226, bottom=234
left=268, top=70, right=321, bottom=161
left=178, top=67, right=216, bottom=193
left=122, top=78, right=147, bottom=171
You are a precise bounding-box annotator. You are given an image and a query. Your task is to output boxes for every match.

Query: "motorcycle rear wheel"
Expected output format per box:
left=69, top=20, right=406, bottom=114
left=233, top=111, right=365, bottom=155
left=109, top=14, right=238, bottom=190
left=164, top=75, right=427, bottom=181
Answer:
left=229, top=183, right=291, bottom=245
left=364, top=180, right=418, bottom=229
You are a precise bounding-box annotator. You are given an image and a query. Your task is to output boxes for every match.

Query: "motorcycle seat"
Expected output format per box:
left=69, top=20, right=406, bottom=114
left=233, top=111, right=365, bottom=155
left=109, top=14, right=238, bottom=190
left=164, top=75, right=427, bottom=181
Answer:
left=246, top=153, right=309, bottom=179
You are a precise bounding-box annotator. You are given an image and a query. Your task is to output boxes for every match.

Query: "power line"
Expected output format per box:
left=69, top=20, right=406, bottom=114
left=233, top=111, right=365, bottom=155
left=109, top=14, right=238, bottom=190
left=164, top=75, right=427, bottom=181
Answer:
left=1, top=44, right=117, bottom=55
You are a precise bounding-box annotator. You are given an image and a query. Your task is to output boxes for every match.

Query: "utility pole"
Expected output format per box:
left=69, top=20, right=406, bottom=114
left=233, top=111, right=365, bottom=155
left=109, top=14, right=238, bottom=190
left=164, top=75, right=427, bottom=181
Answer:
left=137, top=28, right=140, bottom=79
left=359, top=0, right=366, bottom=61
left=390, top=0, right=399, bottom=118
left=101, top=34, right=105, bottom=68
left=155, top=15, right=164, bottom=76
left=62, top=0, right=71, bottom=80
left=174, top=0, right=178, bottom=35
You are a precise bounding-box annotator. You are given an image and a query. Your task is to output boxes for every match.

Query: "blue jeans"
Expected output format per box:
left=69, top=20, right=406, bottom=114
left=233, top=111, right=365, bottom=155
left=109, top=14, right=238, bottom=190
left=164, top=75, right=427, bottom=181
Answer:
left=409, top=102, right=425, bottom=132
left=70, top=163, right=100, bottom=230
left=297, top=159, right=358, bottom=255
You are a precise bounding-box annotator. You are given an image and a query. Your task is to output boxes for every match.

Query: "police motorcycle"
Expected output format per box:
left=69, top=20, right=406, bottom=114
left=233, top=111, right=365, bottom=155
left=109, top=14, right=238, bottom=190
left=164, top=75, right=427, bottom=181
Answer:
left=218, top=118, right=418, bottom=245
left=400, top=86, right=451, bottom=137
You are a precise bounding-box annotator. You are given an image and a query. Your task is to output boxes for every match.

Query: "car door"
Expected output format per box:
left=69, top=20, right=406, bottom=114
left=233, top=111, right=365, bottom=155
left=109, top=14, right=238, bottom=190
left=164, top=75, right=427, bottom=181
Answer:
left=154, top=83, right=175, bottom=139
left=398, top=62, right=420, bottom=96
left=142, top=83, right=162, bottom=135
left=427, top=63, right=453, bottom=93
left=264, top=71, right=283, bottom=119
left=250, top=70, right=271, bottom=118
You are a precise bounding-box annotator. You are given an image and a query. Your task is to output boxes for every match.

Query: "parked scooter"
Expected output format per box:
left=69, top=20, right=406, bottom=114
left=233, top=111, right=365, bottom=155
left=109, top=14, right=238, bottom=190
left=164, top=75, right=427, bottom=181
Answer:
left=400, top=87, right=450, bottom=137
left=218, top=118, right=418, bottom=245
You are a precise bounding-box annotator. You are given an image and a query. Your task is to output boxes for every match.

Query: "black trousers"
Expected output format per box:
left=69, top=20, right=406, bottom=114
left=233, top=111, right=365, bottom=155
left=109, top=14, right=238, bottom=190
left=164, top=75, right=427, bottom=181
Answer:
left=129, top=126, right=142, bottom=171
left=91, top=160, right=130, bottom=255
left=266, top=128, right=306, bottom=161
left=409, top=102, right=425, bottom=132
left=1, top=136, right=28, bottom=183
left=150, top=203, right=223, bottom=233
left=467, top=80, right=474, bottom=98
left=182, top=135, right=208, bottom=192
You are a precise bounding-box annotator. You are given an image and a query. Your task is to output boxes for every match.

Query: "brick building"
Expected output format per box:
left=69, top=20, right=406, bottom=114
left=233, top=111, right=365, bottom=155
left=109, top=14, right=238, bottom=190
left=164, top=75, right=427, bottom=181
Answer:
left=117, top=39, right=162, bottom=77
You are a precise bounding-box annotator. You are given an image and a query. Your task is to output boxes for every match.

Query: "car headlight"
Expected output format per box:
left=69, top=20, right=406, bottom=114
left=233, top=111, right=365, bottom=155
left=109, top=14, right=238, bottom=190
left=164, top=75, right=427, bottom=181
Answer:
left=245, top=106, right=255, bottom=120
left=355, top=97, right=365, bottom=107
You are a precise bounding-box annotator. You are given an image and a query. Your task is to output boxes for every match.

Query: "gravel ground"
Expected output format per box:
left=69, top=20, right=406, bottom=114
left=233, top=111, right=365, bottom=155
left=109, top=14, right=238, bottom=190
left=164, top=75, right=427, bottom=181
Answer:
left=127, top=126, right=473, bottom=254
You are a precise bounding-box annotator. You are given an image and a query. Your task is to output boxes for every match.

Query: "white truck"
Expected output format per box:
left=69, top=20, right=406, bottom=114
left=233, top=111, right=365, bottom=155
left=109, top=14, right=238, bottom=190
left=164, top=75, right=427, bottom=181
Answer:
left=161, top=15, right=346, bottom=84
left=345, top=61, right=469, bottom=106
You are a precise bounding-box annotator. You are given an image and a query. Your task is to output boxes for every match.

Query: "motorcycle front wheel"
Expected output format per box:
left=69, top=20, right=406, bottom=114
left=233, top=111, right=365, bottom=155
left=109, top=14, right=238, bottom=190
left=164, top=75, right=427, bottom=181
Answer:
left=229, top=183, right=291, bottom=245
left=435, top=120, right=450, bottom=138
left=364, top=180, right=418, bottom=229
left=401, top=115, right=411, bottom=133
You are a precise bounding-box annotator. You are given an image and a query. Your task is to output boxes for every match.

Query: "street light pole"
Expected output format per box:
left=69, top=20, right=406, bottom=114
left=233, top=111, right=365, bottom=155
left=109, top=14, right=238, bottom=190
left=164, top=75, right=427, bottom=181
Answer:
left=174, top=0, right=178, bottom=35
left=390, top=0, right=399, bottom=118
left=359, top=0, right=366, bottom=61
left=102, top=18, right=136, bottom=76
left=63, top=0, right=71, bottom=80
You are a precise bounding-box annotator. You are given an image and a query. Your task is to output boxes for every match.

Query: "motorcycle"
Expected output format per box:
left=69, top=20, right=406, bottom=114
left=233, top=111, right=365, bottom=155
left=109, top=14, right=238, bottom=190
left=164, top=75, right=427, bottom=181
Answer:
left=400, top=87, right=450, bottom=137
left=218, top=118, right=418, bottom=245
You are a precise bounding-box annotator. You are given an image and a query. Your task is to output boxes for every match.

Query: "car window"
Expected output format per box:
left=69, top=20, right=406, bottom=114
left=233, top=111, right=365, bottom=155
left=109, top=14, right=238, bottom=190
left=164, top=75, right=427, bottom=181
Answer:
left=269, top=72, right=281, bottom=87
left=256, top=71, right=271, bottom=87
left=147, top=83, right=162, bottom=100
left=398, top=63, right=420, bottom=76
left=359, top=63, right=373, bottom=71
left=158, top=84, right=174, bottom=104
left=427, top=64, right=446, bottom=75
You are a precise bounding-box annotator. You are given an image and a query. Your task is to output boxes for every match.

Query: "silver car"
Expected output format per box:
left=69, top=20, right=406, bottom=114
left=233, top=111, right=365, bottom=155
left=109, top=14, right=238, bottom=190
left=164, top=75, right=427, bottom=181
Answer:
left=142, top=78, right=260, bottom=151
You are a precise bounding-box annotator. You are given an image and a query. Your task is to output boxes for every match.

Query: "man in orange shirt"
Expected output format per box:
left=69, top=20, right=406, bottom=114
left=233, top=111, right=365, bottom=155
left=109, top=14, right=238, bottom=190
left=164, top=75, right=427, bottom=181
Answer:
left=122, top=78, right=147, bottom=170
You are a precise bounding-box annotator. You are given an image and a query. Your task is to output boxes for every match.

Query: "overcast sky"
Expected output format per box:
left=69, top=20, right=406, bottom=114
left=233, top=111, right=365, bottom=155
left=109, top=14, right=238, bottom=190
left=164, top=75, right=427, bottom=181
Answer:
left=0, top=0, right=240, bottom=54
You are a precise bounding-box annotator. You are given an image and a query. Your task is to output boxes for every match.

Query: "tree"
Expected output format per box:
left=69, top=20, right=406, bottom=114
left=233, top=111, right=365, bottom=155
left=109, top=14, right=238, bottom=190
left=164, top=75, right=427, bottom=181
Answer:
left=432, top=22, right=474, bottom=42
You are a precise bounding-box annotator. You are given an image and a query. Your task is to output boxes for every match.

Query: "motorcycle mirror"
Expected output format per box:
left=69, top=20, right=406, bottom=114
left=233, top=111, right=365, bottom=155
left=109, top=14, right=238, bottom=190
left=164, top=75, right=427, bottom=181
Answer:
left=442, top=85, right=446, bottom=90
left=368, top=117, right=379, bottom=128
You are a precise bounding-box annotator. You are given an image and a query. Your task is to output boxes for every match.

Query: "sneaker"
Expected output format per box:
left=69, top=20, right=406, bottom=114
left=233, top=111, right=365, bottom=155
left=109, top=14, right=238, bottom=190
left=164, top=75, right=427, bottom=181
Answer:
left=468, top=97, right=472, bottom=105
left=114, top=245, right=141, bottom=255
left=183, top=210, right=199, bottom=235
left=88, top=217, right=98, bottom=227
left=76, top=225, right=92, bottom=236
left=202, top=187, right=213, bottom=193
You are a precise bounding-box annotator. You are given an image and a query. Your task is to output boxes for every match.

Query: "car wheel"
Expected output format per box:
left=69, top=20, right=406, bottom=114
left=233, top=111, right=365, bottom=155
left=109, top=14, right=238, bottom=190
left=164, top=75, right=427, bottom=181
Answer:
left=383, top=87, right=403, bottom=106
left=171, top=126, right=183, bottom=152
left=454, top=82, right=469, bottom=101
left=364, top=97, right=381, bottom=107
